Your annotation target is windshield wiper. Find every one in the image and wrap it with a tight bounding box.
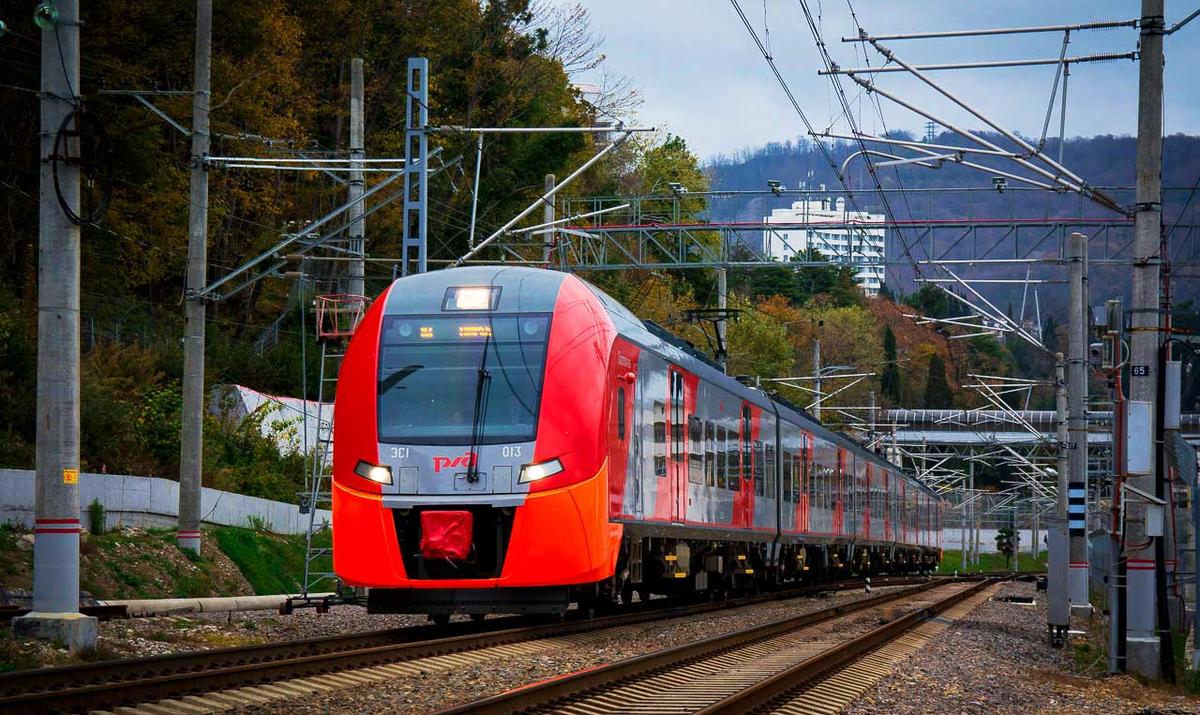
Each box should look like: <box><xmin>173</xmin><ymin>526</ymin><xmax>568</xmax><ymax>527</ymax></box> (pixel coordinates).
<box><xmin>466</xmin><ymin>337</ymin><xmax>492</xmax><ymax>484</ymax></box>
<box><xmin>379</xmin><ymin>364</ymin><xmax>422</xmax><ymax>394</ymax></box>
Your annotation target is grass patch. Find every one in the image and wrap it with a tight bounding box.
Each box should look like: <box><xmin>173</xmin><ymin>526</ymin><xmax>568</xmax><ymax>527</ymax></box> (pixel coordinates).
<box><xmin>211</xmin><ymin>526</ymin><xmax>330</xmax><ymax>595</ymax></box>
<box><xmin>937</xmin><ymin>549</ymin><xmax>1046</xmax><ymax>574</ymax></box>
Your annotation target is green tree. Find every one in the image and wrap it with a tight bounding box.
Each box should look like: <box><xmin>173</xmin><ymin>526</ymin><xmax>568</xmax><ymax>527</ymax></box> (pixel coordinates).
<box><xmin>905</xmin><ymin>284</ymin><xmax>956</xmax><ymax>320</ymax></box>
<box><xmin>880</xmin><ymin>326</ymin><xmax>901</xmax><ymax>402</ymax></box>
<box><xmin>995</xmin><ymin>527</ymin><xmax>1016</xmax><ymax>569</ymax></box>
<box><xmin>923</xmin><ymin>353</ymin><xmax>953</xmax><ymax>408</ymax></box>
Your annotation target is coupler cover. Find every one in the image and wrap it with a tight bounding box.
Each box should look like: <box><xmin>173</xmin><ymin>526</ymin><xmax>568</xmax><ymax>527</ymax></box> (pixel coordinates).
<box><xmin>419</xmin><ymin>510</ymin><xmax>473</xmax><ymax>560</ymax></box>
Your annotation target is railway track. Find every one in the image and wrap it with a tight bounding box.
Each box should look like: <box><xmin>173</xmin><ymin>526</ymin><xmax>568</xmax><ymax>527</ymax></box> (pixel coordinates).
<box><xmin>440</xmin><ymin>577</ymin><xmax>998</xmax><ymax>715</ymax></box>
<box><xmin>0</xmin><ymin>575</ymin><xmax>940</xmax><ymax>715</ymax></box>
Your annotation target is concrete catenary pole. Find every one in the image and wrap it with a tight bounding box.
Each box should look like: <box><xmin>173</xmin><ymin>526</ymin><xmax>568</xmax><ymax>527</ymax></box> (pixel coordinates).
<box><xmin>1126</xmin><ymin>0</ymin><xmax>1165</xmax><ymax>678</ymax></box>
<box><xmin>1067</xmin><ymin>232</ymin><xmax>1090</xmax><ymax>609</ymax></box>
<box><xmin>1047</xmin><ymin>354</ymin><xmax>1070</xmax><ymax>643</ymax></box>
<box><xmin>178</xmin><ymin>0</ymin><xmax>212</xmax><ymax>555</ymax></box>
<box><xmin>542</xmin><ymin>174</ymin><xmax>555</xmax><ymax>265</ymax></box>
<box><xmin>13</xmin><ymin>0</ymin><xmax>97</xmax><ymax>653</ymax></box>
<box><xmin>347</xmin><ymin>58</ymin><xmax>365</xmax><ymax>297</ymax></box>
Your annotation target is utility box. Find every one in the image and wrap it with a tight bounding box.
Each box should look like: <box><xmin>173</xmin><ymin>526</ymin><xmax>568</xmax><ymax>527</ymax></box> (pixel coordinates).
<box><xmin>1164</xmin><ymin>361</ymin><xmax>1181</xmax><ymax>430</ymax></box>
<box><xmin>1146</xmin><ymin>503</ymin><xmax>1165</xmax><ymax>538</ymax></box>
<box><xmin>1126</xmin><ymin>401</ymin><xmax>1153</xmax><ymax>475</ymax></box>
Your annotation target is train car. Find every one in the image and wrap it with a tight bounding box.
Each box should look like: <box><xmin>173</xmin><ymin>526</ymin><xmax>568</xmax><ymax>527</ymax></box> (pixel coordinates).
<box><xmin>332</xmin><ymin>266</ymin><xmax>942</xmax><ymax>620</ymax></box>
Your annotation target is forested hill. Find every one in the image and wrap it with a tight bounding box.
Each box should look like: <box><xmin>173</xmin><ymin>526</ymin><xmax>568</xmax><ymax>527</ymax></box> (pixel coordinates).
<box><xmin>707</xmin><ymin>133</ymin><xmax>1200</xmax><ymax>211</ymax></box>
<box><xmin>705</xmin><ymin>132</ymin><xmax>1200</xmax><ymax>309</ymax></box>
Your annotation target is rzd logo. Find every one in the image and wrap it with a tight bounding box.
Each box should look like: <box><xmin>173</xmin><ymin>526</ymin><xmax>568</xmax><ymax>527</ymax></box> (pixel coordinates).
<box><xmin>433</xmin><ymin>453</ymin><xmax>477</xmax><ymax>473</ymax></box>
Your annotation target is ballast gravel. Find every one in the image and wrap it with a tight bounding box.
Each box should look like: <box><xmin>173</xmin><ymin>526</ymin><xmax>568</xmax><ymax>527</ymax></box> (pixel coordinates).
<box><xmin>846</xmin><ymin>580</ymin><xmax>1200</xmax><ymax>715</ymax></box>
<box><xmin>226</xmin><ymin>584</ymin><xmax>918</xmax><ymax>714</ymax></box>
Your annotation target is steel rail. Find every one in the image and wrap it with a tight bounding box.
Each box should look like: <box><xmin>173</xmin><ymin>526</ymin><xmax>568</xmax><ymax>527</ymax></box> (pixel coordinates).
<box><xmin>0</xmin><ymin>576</ymin><xmax>938</xmax><ymax>715</ymax></box>
<box><xmin>435</xmin><ymin>578</ymin><xmax>969</xmax><ymax>715</ymax></box>
<box><xmin>697</xmin><ymin>578</ymin><xmax>998</xmax><ymax>714</ymax></box>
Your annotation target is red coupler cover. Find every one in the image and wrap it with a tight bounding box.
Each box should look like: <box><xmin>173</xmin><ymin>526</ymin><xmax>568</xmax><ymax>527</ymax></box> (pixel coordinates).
<box><xmin>419</xmin><ymin>510</ymin><xmax>473</xmax><ymax>560</ymax></box>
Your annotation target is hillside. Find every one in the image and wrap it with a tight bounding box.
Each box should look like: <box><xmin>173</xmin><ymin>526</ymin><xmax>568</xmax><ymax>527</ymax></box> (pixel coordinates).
<box><xmin>707</xmin><ymin>132</ymin><xmax>1200</xmax><ymax>312</ymax></box>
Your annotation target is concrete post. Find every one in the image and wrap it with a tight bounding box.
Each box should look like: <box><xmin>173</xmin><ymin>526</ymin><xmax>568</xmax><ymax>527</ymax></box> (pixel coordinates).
<box><xmin>347</xmin><ymin>57</ymin><xmax>365</xmax><ymax>297</ymax></box>
<box><xmin>1068</xmin><ymin>232</ymin><xmax>1090</xmax><ymax>610</ymax></box>
<box><xmin>177</xmin><ymin>0</ymin><xmax>212</xmax><ymax>555</ymax></box>
<box><xmin>14</xmin><ymin>0</ymin><xmax>98</xmax><ymax>653</ymax></box>
<box><xmin>1125</xmin><ymin>0</ymin><xmax>1165</xmax><ymax>679</ymax></box>
<box><xmin>1048</xmin><ymin>354</ymin><xmax>1070</xmax><ymax>644</ymax></box>
<box><xmin>542</xmin><ymin>174</ymin><xmax>556</xmax><ymax>265</ymax></box>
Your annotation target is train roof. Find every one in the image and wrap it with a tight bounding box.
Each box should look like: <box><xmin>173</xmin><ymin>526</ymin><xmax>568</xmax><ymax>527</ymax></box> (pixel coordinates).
<box><xmin>381</xmin><ymin>267</ymin><xmax>939</xmax><ymax>502</ymax></box>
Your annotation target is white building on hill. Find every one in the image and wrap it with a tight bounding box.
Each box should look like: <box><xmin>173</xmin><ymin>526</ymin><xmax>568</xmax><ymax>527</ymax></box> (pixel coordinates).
<box><xmin>763</xmin><ymin>196</ymin><xmax>886</xmax><ymax>296</ymax></box>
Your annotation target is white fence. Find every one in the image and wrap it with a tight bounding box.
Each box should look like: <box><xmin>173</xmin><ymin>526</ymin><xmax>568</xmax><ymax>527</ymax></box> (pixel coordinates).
<box><xmin>0</xmin><ymin>469</ymin><xmax>328</xmax><ymax>535</ymax></box>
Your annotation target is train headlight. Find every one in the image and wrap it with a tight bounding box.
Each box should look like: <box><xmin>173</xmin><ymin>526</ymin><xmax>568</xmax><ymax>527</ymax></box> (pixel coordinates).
<box><xmin>518</xmin><ymin>458</ymin><xmax>564</xmax><ymax>484</ymax></box>
<box><xmin>354</xmin><ymin>460</ymin><xmax>393</xmax><ymax>485</ymax></box>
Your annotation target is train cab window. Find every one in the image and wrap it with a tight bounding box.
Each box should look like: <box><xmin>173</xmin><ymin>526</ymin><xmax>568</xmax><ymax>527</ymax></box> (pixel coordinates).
<box><xmin>704</xmin><ymin>421</ymin><xmax>716</xmax><ymax>487</ymax></box>
<box><xmin>688</xmin><ymin>416</ymin><xmax>703</xmax><ymax>484</ymax></box>
<box><xmin>377</xmin><ymin>313</ymin><xmax>550</xmax><ymax>444</ymax></box>
<box><xmin>652</xmin><ymin>400</ymin><xmax>666</xmax><ymax>477</ymax></box>
<box><xmin>616</xmin><ymin>387</ymin><xmax>626</xmax><ymax>440</ymax></box>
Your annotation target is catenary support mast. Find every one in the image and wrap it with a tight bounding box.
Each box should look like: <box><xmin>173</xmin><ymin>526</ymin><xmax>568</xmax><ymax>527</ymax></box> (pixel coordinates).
<box><xmin>347</xmin><ymin>58</ymin><xmax>365</xmax><ymax>296</ymax></box>
<box><xmin>178</xmin><ymin>0</ymin><xmax>212</xmax><ymax>555</ymax></box>
<box><xmin>1126</xmin><ymin>0</ymin><xmax>1165</xmax><ymax>678</ymax></box>
<box><xmin>14</xmin><ymin>0</ymin><xmax>97</xmax><ymax>653</ymax></box>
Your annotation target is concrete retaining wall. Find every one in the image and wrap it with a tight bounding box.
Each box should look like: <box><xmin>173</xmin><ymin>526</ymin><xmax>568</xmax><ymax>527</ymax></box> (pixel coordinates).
<box><xmin>0</xmin><ymin>469</ymin><xmax>329</xmax><ymax>535</ymax></box>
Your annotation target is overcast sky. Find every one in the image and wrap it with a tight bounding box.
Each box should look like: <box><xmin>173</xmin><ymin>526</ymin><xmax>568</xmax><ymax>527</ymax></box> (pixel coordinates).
<box><xmin>557</xmin><ymin>1</ymin><xmax>1200</xmax><ymax>161</ymax></box>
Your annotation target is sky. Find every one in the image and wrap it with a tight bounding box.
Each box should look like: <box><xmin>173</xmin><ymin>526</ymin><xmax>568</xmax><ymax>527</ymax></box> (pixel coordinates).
<box><xmin>556</xmin><ymin>1</ymin><xmax>1200</xmax><ymax>161</ymax></box>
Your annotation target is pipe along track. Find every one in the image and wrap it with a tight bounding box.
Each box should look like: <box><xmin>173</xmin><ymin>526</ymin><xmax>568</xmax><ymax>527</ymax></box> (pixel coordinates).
<box><xmin>0</xmin><ymin>576</ymin><xmax>942</xmax><ymax>714</ymax></box>
<box><xmin>441</xmin><ymin>578</ymin><xmax>997</xmax><ymax>714</ymax></box>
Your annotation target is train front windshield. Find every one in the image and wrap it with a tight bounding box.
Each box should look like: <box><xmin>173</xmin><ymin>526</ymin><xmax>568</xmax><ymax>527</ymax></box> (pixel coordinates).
<box><xmin>377</xmin><ymin>314</ymin><xmax>551</xmax><ymax>445</ymax></box>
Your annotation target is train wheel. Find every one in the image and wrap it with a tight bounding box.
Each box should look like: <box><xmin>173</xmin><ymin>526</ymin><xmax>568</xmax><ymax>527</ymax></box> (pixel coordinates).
<box><xmin>430</xmin><ymin>613</ymin><xmax>451</xmax><ymax>626</ymax></box>
<box><xmin>620</xmin><ymin>581</ymin><xmax>634</xmax><ymax>606</ymax></box>
<box><xmin>470</xmin><ymin>613</ymin><xmax>487</xmax><ymax>623</ymax></box>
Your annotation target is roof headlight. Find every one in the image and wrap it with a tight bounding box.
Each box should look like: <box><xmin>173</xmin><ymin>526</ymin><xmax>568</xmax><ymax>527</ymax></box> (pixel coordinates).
<box><xmin>354</xmin><ymin>460</ymin><xmax>393</xmax><ymax>485</ymax></box>
<box><xmin>519</xmin><ymin>458</ymin><xmax>564</xmax><ymax>484</ymax></box>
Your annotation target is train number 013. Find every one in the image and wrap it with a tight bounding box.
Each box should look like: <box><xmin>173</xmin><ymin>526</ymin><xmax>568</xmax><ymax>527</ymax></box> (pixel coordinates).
<box><xmin>501</xmin><ymin>445</ymin><xmax>523</xmax><ymax>458</ymax></box>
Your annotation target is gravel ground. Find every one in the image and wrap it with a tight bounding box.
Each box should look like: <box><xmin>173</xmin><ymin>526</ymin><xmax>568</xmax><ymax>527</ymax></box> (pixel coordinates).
<box><xmin>846</xmin><ymin>580</ymin><xmax>1200</xmax><ymax>715</ymax></box>
<box><xmin>88</xmin><ymin>606</ymin><xmax>442</xmax><ymax>660</ymax></box>
<box><xmin>227</xmin><ymin>583</ymin><xmax>935</xmax><ymax>714</ymax></box>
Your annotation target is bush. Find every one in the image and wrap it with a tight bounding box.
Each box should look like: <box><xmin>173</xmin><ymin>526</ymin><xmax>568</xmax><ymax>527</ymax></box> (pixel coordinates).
<box><xmin>87</xmin><ymin>499</ymin><xmax>106</xmax><ymax>536</ymax></box>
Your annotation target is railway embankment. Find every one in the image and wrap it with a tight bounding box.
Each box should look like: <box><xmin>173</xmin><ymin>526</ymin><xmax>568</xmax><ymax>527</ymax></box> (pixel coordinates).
<box><xmin>0</xmin><ymin>522</ymin><xmax>335</xmax><ymax>673</ymax></box>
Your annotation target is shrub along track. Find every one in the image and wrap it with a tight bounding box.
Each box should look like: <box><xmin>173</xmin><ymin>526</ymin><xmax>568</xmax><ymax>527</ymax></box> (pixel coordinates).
<box><xmin>0</xmin><ymin>575</ymin><xmax>942</xmax><ymax>715</ymax></box>
<box><xmin>437</xmin><ymin>578</ymin><xmax>998</xmax><ymax>715</ymax></box>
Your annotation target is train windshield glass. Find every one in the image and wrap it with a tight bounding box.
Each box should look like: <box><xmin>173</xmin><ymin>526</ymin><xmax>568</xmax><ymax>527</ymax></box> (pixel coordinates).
<box><xmin>377</xmin><ymin>314</ymin><xmax>551</xmax><ymax>444</ymax></box>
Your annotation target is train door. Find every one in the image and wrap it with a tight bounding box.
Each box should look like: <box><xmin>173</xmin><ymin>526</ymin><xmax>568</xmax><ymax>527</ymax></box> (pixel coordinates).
<box><xmin>735</xmin><ymin>403</ymin><xmax>754</xmax><ymax>528</ymax></box>
<box><xmin>834</xmin><ymin>448</ymin><xmax>846</xmax><ymax>536</ymax></box>
<box><xmin>669</xmin><ymin>369</ymin><xmax>686</xmax><ymax>524</ymax></box>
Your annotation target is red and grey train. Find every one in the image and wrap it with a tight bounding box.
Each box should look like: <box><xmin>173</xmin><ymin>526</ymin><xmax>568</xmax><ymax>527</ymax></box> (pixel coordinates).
<box><xmin>332</xmin><ymin>266</ymin><xmax>942</xmax><ymax>618</ymax></box>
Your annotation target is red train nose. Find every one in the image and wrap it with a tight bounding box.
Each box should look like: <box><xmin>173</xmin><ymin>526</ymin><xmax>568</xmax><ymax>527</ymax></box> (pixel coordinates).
<box><xmin>419</xmin><ymin>511</ymin><xmax>474</xmax><ymax>560</ymax></box>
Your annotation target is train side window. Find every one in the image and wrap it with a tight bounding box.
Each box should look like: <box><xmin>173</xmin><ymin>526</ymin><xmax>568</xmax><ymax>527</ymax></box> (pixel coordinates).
<box><xmin>652</xmin><ymin>400</ymin><xmax>666</xmax><ymax>477</ymax></box>
<box><xmin>753</xmin><ymin>441</ymin><xmax>765</xmax><ymax>497</ymax></box>
<box><xmin>688</xmin><ymin>415</ymin><xmax>703</xmax><ymax>484</ymax></box>
<box><xmin>704</xmin><ymin>421</ymin><xmax>716</xmax><ymax>487</ymax></box>
<box><xmin>764</xmin><ymin>443</ymin><xmax>776</xmax><ymax>499</ymax></box>
<box><xmin>717</xmin><ymin>425</ymin><xmax>728</xmax><ymax>489</ymax></box>
<box><xmin>782</xmin><ymin>450</ymin><xmax>793</xmax><ymax>504</ymax></box>
<box><xmin>616</xmin><ymin>387</ymin><xmax>626</xmax><ymax>440</ymax></box>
